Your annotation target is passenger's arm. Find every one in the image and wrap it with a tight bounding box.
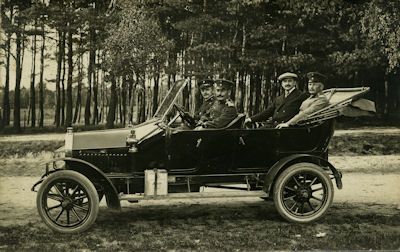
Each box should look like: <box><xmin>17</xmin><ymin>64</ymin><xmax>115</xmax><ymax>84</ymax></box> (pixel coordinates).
<box><xmin>249</xmin><ymin>101</ymin><xmax>275</xmax><ymax>122</ymax></box>
<box><xmin>286</xmin><ymin>98</ymin><xmax>329</xmax><ymax>125</ymax></box>
<box><xmin>276</xmin><ymin>97</ymin><xmax>329</xmax><ymax>129</ymax></box>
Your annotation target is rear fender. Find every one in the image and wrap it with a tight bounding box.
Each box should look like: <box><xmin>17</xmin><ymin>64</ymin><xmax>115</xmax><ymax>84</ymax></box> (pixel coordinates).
<box><xmin>36</xmin><ymin>157</ymin><xmax>121</xmax><ymax>210</ymax></box>
<box><xmin>263</xmin><ymin>154</ymin><xmax>342</xmax><ymax>196</ymax></box>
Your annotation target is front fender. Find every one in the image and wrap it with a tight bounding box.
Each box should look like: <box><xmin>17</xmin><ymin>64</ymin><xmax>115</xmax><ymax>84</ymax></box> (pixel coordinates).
<box><xmin>263</xmin><ymin>154</ymin><xmax>342</xmax><ymax>196</ymax></box>
<box><xmin>32</xmin><ymin>157</ymin><xmax>121</xmax><ymax>210</ymax></box>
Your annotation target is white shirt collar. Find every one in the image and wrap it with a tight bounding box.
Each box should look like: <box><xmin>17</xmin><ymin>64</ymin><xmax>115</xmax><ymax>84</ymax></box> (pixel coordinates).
<box><xmin>285</xmin><ymin>87</ymin><xmax>296</xmax><ymax>97</ymax></box>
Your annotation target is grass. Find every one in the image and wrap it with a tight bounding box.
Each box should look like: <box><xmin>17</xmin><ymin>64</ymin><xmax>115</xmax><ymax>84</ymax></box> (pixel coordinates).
<box><xmin>0</xmin><ymin>203</ymin><xmax>399</xmax><ymax>250</ymax></box>
<box><xmin>329</xmin><ymin>134</ymin><xmax>400</xmax><ymax>156</ymax></box>
<box><xmin>0</xmin><ymin>124</ymin><xmax>125</xmax><ymax>135</ymax></box>
<box><xmin>329</xmin><ymin>155</ymin><xmax>400</xmax><ymax>173</ymax></box>
<box><xmin>0</xmin><ymin>141</ymin><xmax>64</xmax><ymax>158</ymax></box>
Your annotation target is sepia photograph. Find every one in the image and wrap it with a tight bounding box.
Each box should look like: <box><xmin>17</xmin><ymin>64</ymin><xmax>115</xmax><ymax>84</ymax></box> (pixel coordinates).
<box><xmin>0</xmin><ymin>0</ymin><xmax>399</xmax><ymax>250</ymax></box>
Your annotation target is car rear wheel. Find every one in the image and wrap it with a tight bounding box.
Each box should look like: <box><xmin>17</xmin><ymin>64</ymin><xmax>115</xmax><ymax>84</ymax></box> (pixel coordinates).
<box><xmin>273</xmin><ymin>162</ymin><xmax>334</xmax><ymax>223</ymax></box>
<box><xmin>36</xmin><ymin>170</ymin><xmax>99</xmax><ymax>233</ymax></box>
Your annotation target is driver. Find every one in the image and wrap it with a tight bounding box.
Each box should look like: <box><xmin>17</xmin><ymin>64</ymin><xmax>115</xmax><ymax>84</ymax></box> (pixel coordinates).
<box><xmin>196</xmin><ymin>79</ymin><xmax>238</xmax><ymax>129</ymax></box>
<box><xmin>194</xmin><ymin>79</ymin><xmax>215</xmax><ymax>121</ymax></box>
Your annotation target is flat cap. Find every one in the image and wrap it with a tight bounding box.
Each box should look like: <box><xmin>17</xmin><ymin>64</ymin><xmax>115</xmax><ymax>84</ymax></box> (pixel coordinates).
<box><xmin>307</xmin><ymin>72</ymin><xmax>327</xmax><ymax>83</ymax></box>
<box><xmin>278</xmin><ymin>72</ymin><xmax>298</xmax><ymax>81</ymax></box>
<box><xmin>198</xmin><ymin>79</ymin><xmax>214</xmax><ymax>89</ymax></box>
<box><xmin>214</xmin><ymin>79</ymin><xmax>235</xmax><ymax>89</ymax></box>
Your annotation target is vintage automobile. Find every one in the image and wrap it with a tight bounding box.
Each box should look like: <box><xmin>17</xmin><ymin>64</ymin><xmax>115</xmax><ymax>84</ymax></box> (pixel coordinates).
<box><xmin>32</xmin><ymin>79</ymin><xmax>372</xmax><ymax>233</ymax></box>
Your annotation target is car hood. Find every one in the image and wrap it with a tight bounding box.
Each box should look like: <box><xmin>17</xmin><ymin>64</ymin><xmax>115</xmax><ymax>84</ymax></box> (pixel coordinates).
<box><xmin>70</xmin><ymin>118</ymin><xmax>164</xmax><ymax>150</ymax></box>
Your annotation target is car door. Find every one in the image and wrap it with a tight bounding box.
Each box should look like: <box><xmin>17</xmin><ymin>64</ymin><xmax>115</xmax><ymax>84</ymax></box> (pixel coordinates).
<box><xmin>166</xmin><ymin>128</ymin><xmax>237</xmax><ymax>174</ymax></box>
<box><xmin>232</xmin><ymin>128</ymin><xmax>279</xmax><ymax>172</ymax></box>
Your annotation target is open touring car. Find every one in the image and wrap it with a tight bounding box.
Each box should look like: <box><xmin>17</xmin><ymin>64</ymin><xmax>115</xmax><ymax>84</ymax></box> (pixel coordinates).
<box><xmin>31</xmin><ymin>79</ymin><xmax>373</xmax><ymax>233</ymax></box>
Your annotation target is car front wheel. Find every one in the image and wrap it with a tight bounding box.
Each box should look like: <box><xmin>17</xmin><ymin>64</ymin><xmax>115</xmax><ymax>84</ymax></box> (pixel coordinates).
<box><xmin>273</xmin><ymin>162</ymin><xmax>334</xmax><ymax>223</ymax></box>
<box><xmin>36</xmin><ymin>170</ymin><xmax>99</xmax><ymax>233</ymax></box>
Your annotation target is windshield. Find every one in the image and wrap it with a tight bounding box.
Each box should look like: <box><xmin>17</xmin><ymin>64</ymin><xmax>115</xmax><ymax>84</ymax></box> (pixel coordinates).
<box><xmin>153</xmin><ymin>79</ymin><xmax>189</xmax><ymax>119</ymax></box>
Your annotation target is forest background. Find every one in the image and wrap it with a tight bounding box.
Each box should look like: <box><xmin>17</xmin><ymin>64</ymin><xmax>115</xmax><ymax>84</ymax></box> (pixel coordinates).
<box><xmin>0</xmin><ymin>0</ymin><xmax>399</xmax><ymax>132</ymax></box>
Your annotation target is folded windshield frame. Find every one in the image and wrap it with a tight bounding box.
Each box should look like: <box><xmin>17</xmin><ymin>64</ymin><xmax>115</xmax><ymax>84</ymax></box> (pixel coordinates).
<box><xmin>153</xmin><ymin>79</ymin><xmax>189</xmax><ymax>120</ymax></box>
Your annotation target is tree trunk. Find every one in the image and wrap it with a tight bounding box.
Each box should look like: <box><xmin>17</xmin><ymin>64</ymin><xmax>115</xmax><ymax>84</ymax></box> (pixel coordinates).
<box><xmin>383</xmin><ymin>71</ymin><xmax>389</xmax><ymax>117</ymax></box>
<box><xmin>152</xmin><ymin>71</ymin><xmax>160</xmax><ymax>115</ymax></box>
<box><xmin>249</xmin><ymin>74</ymin><xmax>254</xmax><ymax>115</ymax></box>
<box><xmin>3</xmin><ymin>29</ymin><xmax>11</xmax><ymax>126</ymax></box>
<box><xmin>85</xmin><ymin>28</ymin><xmax>96</xmax><ymax>125</ymax></box>
<box><xmin>136</xmin><ymin>75</ymin><xmax>146</xmax><ymax>123</ymax></box>
<box><xmin>99</xmin><ymin>56</ymin><xmax>106</xmax><ymax>123</ymax></box>
<box><xmin>65</xmin><ymin>26</ymin><xmax>73</xmax><ymax>127</ymax></box>
<box><xmin>38</xmin><ymin>24</ymin><xmax>45</xmax><ymax>127</ymax></box>
<box><xmin>14</xmin><ymin>21</ymin><xmax>23</xmax><ymax>130</ymax></box>
<box><xmin>262</xmin><ymin>72</ymin><xmax>270</xmax><ymax>111</ymax></box>
<box><xmin>55</xmin><ymin>31</ymin><xmax>62</xmax><ymax>127</ymax></box>
<box><xmin>254</xmin><ymin>72</ymin><xmax>261</xmax><ymax>114</ymax></box>
<box><xmin>73</xmin><ymin>53</ymin><xmax>83</xmax><ymax>124</ymax></box>
<box><xmin>241</xmin><ymin>23</ymin><xmax>246</xmax><ymax>58</ymax></box>
<box><xmin>237</xmin><ymin>70</ymin><xmax>245</xmax><ymax>113</ymax></box>
<box><xmin>91</xmin><ymin>50</ymin><xmax>99</xmax><ymax>124</ymax></box>
<box><xmin>106</xmin><ymin>74</ymin><xmax>117</xmax><ymax>128</ymax></box>
<box><xmin>122</xmin><ymin>76</ymin><xmax>127</xmax><ymax>125</ymax></box>
<box><xmin>30</xmin><ymin>21</ymin><xmax>37</xmax><ymax>128</ymax></box>
<box><xmin>128</xmin><ymin>75</ymin><xmax>135</xmax><ymax>124</ymax></box>
<box><xmin>61</xmin><ymin>31</ymin><xmax>66</xmax><ymax>127</ymax></box>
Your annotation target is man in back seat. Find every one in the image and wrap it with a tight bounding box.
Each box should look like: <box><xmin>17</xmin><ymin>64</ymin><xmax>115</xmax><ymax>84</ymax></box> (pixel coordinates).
<box><xmin>276</xmin><ymin>72</ymin><xmax>329</xmax><ymax>128</ymax></box>
<box><xmin>245</xmin><ymin>72</ymin><xmax>308</xmax><ymax>127</ymax></box>
<box><xmin>196</xmin><ymin>79</ymin><xmax>238</xmax><ymax>129</ymax></box>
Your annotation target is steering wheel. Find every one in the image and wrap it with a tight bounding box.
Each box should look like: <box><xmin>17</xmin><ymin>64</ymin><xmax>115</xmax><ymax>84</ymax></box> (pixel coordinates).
<box><xmin>173</xmin><ymin>104</ymin><xmax>197</xmax><ymax>128</ymax></box>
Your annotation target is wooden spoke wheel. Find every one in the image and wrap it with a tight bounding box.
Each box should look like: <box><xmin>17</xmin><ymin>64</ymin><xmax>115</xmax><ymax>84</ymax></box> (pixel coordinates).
<box><xmin>36</xmin><ymin>170</ymin><xmax>99</xmax><ymax>233</ymax></box>
<box><xmin>273</xmin><ymin>163</ymin><xmax>334</xmax><ymax>223</ymax></box>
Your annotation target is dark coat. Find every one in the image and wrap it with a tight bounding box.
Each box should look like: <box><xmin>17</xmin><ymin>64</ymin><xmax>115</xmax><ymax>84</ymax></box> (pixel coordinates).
<box><xmin>194</xmin><ymin>96</ymin><xmax>215</xmax><ymax>121</ymax></box>
<box><xmin>201</xmin><ymin>100</ymin><xmax>238</xmax><ymax>128</ymax></box>
<box><xmin>250</xmin><ymin>89</ymin><xmax>308</xmax><ymax>124</ymax></box>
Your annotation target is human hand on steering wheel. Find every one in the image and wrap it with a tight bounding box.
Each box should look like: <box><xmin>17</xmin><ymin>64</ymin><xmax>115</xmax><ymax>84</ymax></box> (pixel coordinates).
<box><xmin>173</xmin><ymin>104</ymin><xmax>197</xmax><ymax>128</ymax></box>
<box><xmin>244</xmin><ymin>117</ymin><xmax>256</xmax><ymax>129</ymax></box>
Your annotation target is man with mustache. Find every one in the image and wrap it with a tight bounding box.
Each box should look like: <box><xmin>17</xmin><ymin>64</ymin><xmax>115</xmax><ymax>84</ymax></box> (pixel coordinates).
<box><xmin>196</xmin><ymin>79</ymin><xmax>238</xmax><ymax>129</ymax></box>
<box><xmin>276</xmin><ymin>72</ymin><xmax>329</xmax><ymax>128</ymax></box>
<box><xmin>245</xmin><ymin>72</ymin><xmax>308</xmax><ymax>127</ymax></box>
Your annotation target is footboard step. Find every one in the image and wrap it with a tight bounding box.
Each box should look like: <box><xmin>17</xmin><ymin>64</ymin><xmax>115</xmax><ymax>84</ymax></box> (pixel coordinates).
<box><xmin>119</xmin><ymin>190</ymin><xmax>268</xmax><ymax>201</ymax></box>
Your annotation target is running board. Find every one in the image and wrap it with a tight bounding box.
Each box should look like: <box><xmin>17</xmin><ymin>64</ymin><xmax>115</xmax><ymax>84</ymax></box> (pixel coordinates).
<box><xmin>119</xmin><ymin>190</ymin><xmax>268</xmax><ymax>201</ymax></box>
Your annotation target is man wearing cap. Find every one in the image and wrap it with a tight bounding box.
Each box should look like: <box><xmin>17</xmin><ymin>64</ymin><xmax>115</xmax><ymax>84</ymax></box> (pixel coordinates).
<box><xmin>276</xmin><ymin>72</ymin><xmax>329</xmax><ymax>129</ymax></box>
<box><xmin>194</xmin><ymin>79</ymin><xmax>215</xmax><ymax>121</ymax></box>
<box><xmin>244</xmin><ymin>72</ymin><xmax>308</xmax><ymax>127</ymax></box>
<box><xmin>196</xmin><ymin>79</ymin><xmax>238</xmax><ymax>129</ymax></box>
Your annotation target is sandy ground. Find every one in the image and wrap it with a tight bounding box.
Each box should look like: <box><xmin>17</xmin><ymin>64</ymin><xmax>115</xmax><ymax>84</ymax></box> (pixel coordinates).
<box><xmin>0</xmin><ymin>173</ymin><xmax>398</xmax><ymax>227</ymax></box>
<box><xmin>0</xmin><ymin>127</ymin><xmax>399</xmax><ymax>142</ymax></box>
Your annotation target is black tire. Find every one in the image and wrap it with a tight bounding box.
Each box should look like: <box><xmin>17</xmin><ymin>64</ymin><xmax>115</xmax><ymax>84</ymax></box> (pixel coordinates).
<box><xmin>273</xmin><ymin>162</ymin><xmax>334</xmax><ymax>223</ymax></box>
<box><xmin>36</xmin><ymin>170</ymin><xmax>99</xmax><ymax>234</ymax></box>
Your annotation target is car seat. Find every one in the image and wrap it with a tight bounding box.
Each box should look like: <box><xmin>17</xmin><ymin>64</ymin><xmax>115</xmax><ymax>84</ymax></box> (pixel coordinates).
<box><xmin>224</xmin><ymin>114</ymin><xmax>246</xmax><ymax>129</ymax></box>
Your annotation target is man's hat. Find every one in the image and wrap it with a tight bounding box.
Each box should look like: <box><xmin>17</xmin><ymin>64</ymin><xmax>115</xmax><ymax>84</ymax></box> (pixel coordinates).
<box><xmin>214</xmin><ymin>79</ymin><xmax>235</xmax><ymax>89</ymax></box>
<box><xmin>307</xmin><ymin>72</ymin><xmax>327</xmax><ymax>83</ymax></box>
<box><xmin>278</xmin><ymin>72</ymin><xmax>298</xmax><ymax>81</ymax></box>
<box><xmin>198</xmin><ymin>79</ymin><xmax>214</xmax><ymax>89</ymax></box>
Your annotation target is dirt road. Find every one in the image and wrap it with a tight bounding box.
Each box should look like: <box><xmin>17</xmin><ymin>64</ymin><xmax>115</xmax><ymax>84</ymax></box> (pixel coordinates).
<box><xmin>0</xmin><ymin>172</ymin><xmax>398</xmax><ymax>227</ymax></box>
